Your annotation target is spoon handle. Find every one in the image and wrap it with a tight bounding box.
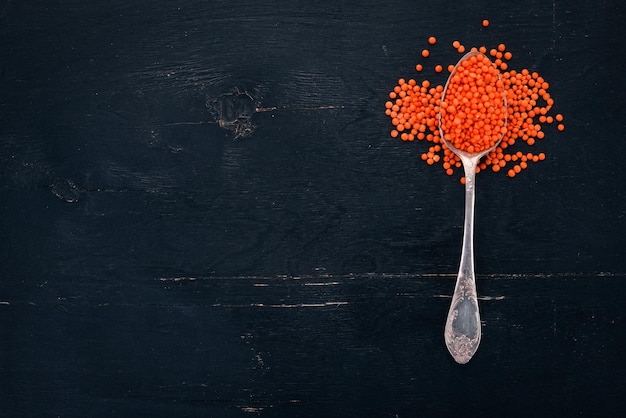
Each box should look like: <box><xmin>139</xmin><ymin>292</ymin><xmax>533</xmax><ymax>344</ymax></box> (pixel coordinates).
<box><xmin>445</xmin><ymin>156</ymin><xmax>482</xmax><ymax>364</ymax></box>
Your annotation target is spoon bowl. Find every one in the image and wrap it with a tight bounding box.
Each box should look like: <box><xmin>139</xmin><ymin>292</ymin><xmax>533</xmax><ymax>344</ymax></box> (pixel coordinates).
<box><xmin>438</xmin><ymin>51</ymin><xmax>507</xmax><ymax>364</ymax></box>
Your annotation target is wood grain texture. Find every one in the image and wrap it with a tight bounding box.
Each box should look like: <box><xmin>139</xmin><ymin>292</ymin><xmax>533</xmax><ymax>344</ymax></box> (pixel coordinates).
<box><xmin>1</xmin><ymin>0</ymin><xmax>626</xmax><ymax>416</ymax></box>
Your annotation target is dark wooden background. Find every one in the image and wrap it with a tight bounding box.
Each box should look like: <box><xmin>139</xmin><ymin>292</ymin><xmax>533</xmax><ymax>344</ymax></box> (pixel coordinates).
<box><xmin>1</xmin><ymin>0</ymin><xmax>625</xmax><ymax>416</ymax></box>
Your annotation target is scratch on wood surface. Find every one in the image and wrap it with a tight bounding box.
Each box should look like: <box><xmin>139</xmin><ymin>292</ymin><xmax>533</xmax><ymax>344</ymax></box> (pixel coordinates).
<box><xmin>239</xmin><ymin>400</ymin><xmax>300</xmax><ymax>413</ymax></box>
<box><xmin>240</xmin><ymin>406</ymin><xmax>265</xmax><ymax>413</ymax></box>
<box><xmin>46</xmin><ymin>179</ymin><xmax>167</xmax><ymax>203</ymax></box>
<box><xmin>213</xmin><ymin>302</ymin><xmax>348</xmax><ymax>309</ymax></box>
<box><xmin>158</xmin><ymin>276</ymin><xmax>198</xmax><ymax>282</ymax></box>
<box><xmin>304</xmin><ymin>281</ymin><xmax>340</xmax><ymax>286</ymax></box>
<box><xmin>479</xmin><ymin>295</ymin><xmax>506</xmax><ymax>301</ymax></box>
<box><xmin>255</xmin><ymin>104</ymin><xmax>346</xmax><ymax>112</ymax></box>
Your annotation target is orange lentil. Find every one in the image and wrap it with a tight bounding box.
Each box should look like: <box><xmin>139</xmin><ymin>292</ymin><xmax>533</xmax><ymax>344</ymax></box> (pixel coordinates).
<box><xmin>482</xmin><ymin>19</ymin><xmax>489</xmax><ymax>27</ymax></box>
<box><xmin>555</xmin><ymin>113</ymin><xmax>563</xmax><ymax>122</ymax></box>
<box><xmin>416</xmin><ymin>64</ymin><xmax>423</xmax><ymax>72</ymax></box>
<box><xmin>447</xmin><ymin>64</ymin><xmax>455</xmax><ymax>73</ymax></box>
<box><xmin>422</xmin><ymin>49</ymin><xmax>430</xmax><ymax>57</ymax></box>
<box><xmin>428</xmin><ymin>36</ymin><xmax>437</xmax><ymax>45</ymax></box>
<box><xmin>557</xmin><ymin>123</ymin><xmax>565</xmax><ymax>131</ymax></box>
<box><xmin>452</xmin><ymin>40</ymin><xmax>461</xmax><ymax>49</ymax></box>
<box><xmin>435</xmin><ymin>64</ymin><xmax>443</xmax><ymax>73</ymax></box>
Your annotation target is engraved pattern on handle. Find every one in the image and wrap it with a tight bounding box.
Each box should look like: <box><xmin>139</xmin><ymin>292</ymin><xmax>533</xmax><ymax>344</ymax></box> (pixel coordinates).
<box><xmin>445</xmin><ymin>276</ymin><xmax>481</xmax><ymax>364</ymax></box>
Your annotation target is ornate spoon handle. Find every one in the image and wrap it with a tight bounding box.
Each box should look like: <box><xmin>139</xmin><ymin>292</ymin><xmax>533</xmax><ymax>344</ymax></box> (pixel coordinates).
<box><xmin>444</xmin><ymin>154</ymin><xmax>482</xmax><ymax>364</ymax></box>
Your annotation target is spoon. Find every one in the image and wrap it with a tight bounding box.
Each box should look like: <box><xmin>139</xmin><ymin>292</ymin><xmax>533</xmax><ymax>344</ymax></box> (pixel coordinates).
<box><xmin>438</xmin><ymin>51</ymin><xmax>507</xmax><ymax>364</ymax></box>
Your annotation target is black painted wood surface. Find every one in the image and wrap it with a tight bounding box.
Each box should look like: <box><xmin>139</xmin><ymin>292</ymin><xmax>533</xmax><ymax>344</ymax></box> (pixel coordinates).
<box><xmin>1</xmin><ymin>0</ymin><xmax>625</xmax><ymax>416</ymax></box>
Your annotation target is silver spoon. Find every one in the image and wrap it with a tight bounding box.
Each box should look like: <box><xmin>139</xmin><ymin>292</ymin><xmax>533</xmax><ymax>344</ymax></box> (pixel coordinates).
<box><xmin>438</xmin><ymin>51</ymin><xmax>507</xmax><ymax>364</ymax></box>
